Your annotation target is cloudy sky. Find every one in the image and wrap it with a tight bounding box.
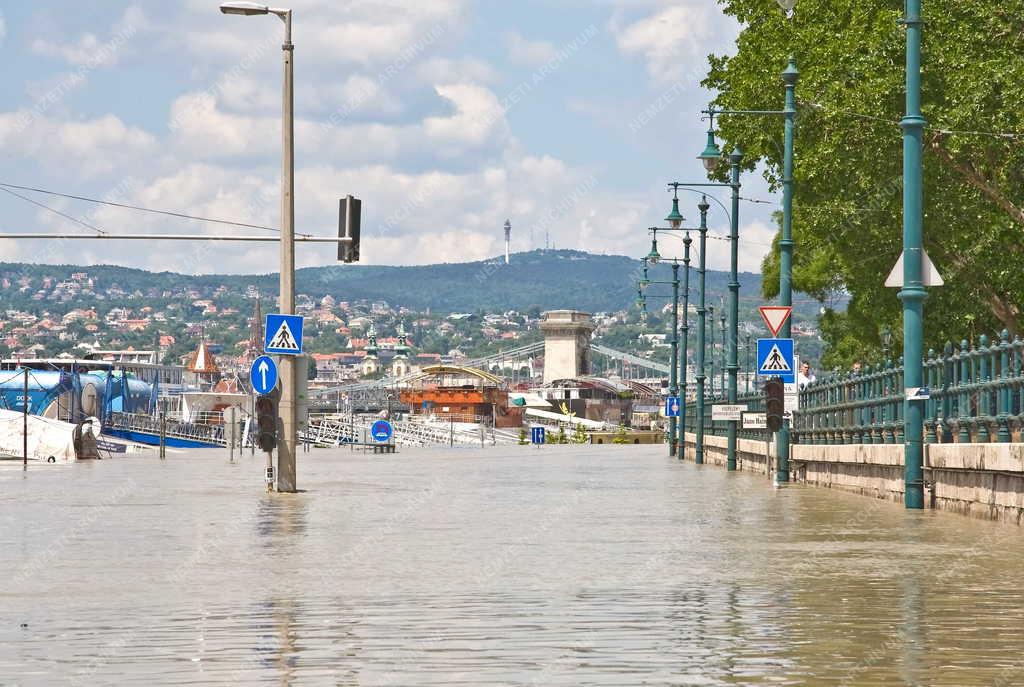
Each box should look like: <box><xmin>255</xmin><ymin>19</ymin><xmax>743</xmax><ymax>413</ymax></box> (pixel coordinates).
<box><xmin>0</xmin><ymin>0</ymin><xmax>783</xmax><ymax>275</ymax></box>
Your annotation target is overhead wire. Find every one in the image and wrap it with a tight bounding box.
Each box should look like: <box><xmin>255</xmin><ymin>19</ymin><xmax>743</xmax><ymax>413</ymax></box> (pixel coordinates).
<box><xmin>0</xmin><ymin>181</ymin><xmax>313</xmax><ymax>237</ymax></box>
<box><xmin>0</xmin><ymin>186</ymin><xmax>106</xmax><ymax>235</ymax></box>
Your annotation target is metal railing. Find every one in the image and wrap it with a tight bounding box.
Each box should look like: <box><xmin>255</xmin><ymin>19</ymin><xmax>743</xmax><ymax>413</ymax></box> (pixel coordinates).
<box><xmin>684</xmin><ymin>331</ymin><xmax>1024</xmax><ymax>446</ymax></box>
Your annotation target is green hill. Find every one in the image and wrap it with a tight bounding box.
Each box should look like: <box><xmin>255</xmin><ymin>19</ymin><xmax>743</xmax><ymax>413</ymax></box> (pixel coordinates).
<box><xmin>0</xmin><ymin>249</ymin><xmax>822</xmax><ymax>320</ymax></box>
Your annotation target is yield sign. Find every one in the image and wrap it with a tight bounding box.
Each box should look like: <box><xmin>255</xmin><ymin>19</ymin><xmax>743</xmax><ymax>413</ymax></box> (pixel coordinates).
<box><xmin>759</xmin><ymin>306</ymin><xmax>792</xmax><ymax>337</ymax></box>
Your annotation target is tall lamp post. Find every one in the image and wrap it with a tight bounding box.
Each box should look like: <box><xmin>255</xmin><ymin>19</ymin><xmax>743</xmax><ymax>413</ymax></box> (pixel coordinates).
<box><xmin>658</xmin><ymin>186</ymin><xmax>697</xmax><ymax>460</ymax></box>
<box><xmin>900</xmin><ymin>0</ymin><xmax>927</xmax><ymax>509</ymax></box>
<box><xmin>708</xmin><ymin>304</ymin><xmax>716</xmax><ymax>399</ymax></box>
<box><xmin>695</xmin><ymin>55</ymin><xmax>799</xmax><ymax>479</ymax></box>
<box><xmin>745</xmin><ymin>334</ymin><xmax>752</xmax><ymax>393</ymax></box>
<box><xmin>719</xmin><ymin>311</ymin><xmax>727</xmax><ymax>401</ymax></box>
<box><xmin>642</xmin><ymin>244</ymin><xmax>680</xmax><ymax>457</ymax></box>
<box><xmin>220</xmin><ymin>1</ymin><xmax>298</xmax><ymax>492</ymax></box>
<box><xmin>694</xmin><ymin>197</ymin><xmax>710</xmax><ymax>463</ymax></box>
<box><xmin>674</xmin><ymin>143</ymin><xmax>743</xmax><ymax>470</ymax></box>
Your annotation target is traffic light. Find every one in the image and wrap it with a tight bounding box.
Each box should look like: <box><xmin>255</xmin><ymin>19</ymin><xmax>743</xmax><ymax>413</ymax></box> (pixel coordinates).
<box><xmin>765</xmin><ymin>378</ymin><xmax>785</xmax><ymax>433</ymax></box>
<box><xmin>338</xmin><ymin>195</ymin><xmax>361</xmax><ymax>263</ymax></box>
<box><xmin>255</xmin><ymin>394</ymin><xmax>279</xmax><ymax>452</ymax></box>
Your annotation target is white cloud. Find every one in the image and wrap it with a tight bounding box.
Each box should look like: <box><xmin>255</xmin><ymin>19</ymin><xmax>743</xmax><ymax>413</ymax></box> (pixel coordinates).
<box><xmin>170</xmin><ymin>81</ymin><xmax>510</xmax><ymax>164</ymax></box>
<box><xmin>611</xmin><ymin>4</ymin><xmax>715</xmax><ymax>83</ymax></box>
<box><xmin>414</xmin><ymin>57</ymin><xmax>498</xmax><ymax>86</ymax></box>
<box><xmin>0</xmin><ymin>111</ymin><xmax>156</xmax><ymax>176</ymax></box>
<box><xmin>506</xmin><ymin>31</ymin><xmax>558</xmax><ymax>66</ymax></box>
<box><xmin>0</xmin><ymin>12</ymin><xmax>7</xmax><ymax>47</ymax></box>
<box><xmin>29</xmin><ymin>5</ymin><xmax>145</xmax><ymax>68</ymax></box>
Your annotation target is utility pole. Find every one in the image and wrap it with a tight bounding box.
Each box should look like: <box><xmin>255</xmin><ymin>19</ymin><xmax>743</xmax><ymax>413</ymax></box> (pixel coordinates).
<box><xmin>777</xmin><ymin>56</ymin><xmax>799</xmax><ymax>484</ymax></box>
<box><xmin>220</xmin><ymin>3</ymin><xmax>297</xmax><ymax>494</ymax></box>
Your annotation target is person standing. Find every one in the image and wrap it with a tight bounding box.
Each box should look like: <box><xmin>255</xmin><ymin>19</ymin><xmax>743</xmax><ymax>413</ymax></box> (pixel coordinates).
<box><xmin>798</xmin><ymin>362</ymin><xmax>816</xmax><ymax>390</ymax></box>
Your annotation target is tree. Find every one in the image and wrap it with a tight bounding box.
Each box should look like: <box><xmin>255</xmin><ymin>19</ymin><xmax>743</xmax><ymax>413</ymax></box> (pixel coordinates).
<box><xmin>704</xmin><ymin>0</ymin><xmax>1024</xmax><ymax>367</ymax></box>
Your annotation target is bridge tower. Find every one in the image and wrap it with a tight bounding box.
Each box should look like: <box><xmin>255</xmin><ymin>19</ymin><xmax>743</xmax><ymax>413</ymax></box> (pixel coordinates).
<box><xmin>540</xmin><ymin>310</ymin><xmax>595</xmax><ymax>384</ymax></box>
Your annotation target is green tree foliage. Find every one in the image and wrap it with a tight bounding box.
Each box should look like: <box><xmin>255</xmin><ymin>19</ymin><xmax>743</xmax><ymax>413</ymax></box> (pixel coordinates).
<box><xmin>704</xmin><ymin>0</ymin><xmax>1024</xmax><ymax>367</ymax></box>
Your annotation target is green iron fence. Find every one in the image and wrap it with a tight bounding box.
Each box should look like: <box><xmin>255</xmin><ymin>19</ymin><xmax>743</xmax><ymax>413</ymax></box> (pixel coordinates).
<box><xmin>684</xmin><ymin>331</ymin><xmax>1024</xmax><ymax>445</ymax></box>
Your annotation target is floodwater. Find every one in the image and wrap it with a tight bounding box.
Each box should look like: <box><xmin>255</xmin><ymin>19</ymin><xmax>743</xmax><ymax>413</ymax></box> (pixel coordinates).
<box><xmin>2</xmin><ymin>445</ymin><xmax>1024</xmax><ymax>686</ymax></box>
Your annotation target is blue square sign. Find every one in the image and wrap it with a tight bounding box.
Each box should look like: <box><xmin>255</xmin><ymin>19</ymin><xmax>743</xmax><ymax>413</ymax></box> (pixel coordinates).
<box><xmin>531</xmin><ymin>426</ymin><xmax>546</xmax><ymax>445</ymax></box>
<box><xmin>665</xmin><ymin>396</ymin><xmax>681</xmax><ymax>418</ymax></box>
<box><xmin>265</xmin><ymin>314</ymin><xmax>304</xmax><ymax>355</ymax></box>
<box><xmin>757</xmin><ymin>338</ymin><xmax>795</xmax><ymax>383</ymax></box>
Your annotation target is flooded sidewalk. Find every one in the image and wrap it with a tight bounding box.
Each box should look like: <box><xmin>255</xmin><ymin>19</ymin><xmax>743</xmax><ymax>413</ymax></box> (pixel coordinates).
<box><xmin>2</xmin><ymin>445</ymin><xmax>1024</xmax><ymax>685</ymax></box>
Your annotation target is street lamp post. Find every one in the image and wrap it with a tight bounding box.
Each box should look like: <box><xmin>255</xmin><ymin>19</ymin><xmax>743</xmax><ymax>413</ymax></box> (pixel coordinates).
<box><xmin>900</xmin><ymin>0</ymin><xmax>927</xmax><ymax>511</ymax></box>
<box><xmin>679</xmin><ymin>231</ymin><xmax>692</xmax><ymax>459</ymax></box>
<box><xmin>640</xmin><ymin>243</ymin><xmax>680</xmax><ymax>458</ymax></box>
<box><xmin>697</xmin><ymin>56</ymin><xmax>799</xmax><ymax>479</ymax></box>
<box><xmin>720</xmin><ymin>311</ymin><xmax>727</xmax><ymax>411</ymax></box>
<box><xmin>694</xmin><ymin>197</ymin><xmax>710</xmax><ymax>463</ymax></box>
<box><xmin>745</xmin><ymin>334</ymin><xmax>752</xmax><ymax>393</ymax></box>
<box><xmin>708</xmin><ymin>304</ymin><xmax>715</xmax><ymax>400</ymax></box>
<box><xmin>675</xmin><ymin>143</ymin><xmax>743</xmax><ymax>469</ymax></box>
<box><xmin>221</xmin><ymin>1</ymin><xmax>297</xmax><ymax>492</ymax></box>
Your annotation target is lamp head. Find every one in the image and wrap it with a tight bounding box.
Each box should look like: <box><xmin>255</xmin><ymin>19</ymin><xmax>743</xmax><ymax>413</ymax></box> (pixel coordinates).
<box><xmin>220</xmin><ymin>2</ymin><xmax>270</xmax><ymax>15</ymax></box>
<box><xmin>646</xmin><ymin>237</ymin><xmax>661</xmax><ymax>264</ymax></box>
<box><xmin>698</xmin><ymin>128</ymin><xmax>722</xmax><ymax>173</ymax></box>
<box><xmin>664</xmin><ymin>196</ymin><xmax>684</xmax><ymax>229</ymax></box>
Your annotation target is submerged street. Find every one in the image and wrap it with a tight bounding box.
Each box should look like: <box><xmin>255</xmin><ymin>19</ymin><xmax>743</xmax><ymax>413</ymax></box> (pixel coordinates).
<box><xmin>3</xmin><ymin>446</ymin><xmax>1024</xmax><ymax>685</ymax></box>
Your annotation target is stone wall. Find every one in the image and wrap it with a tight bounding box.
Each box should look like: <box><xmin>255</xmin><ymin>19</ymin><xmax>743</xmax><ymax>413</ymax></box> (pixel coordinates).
<box><xmin>681</xmin><ymin>432</ymin><xmax>1024</xmax><ymax>525</ymax></box>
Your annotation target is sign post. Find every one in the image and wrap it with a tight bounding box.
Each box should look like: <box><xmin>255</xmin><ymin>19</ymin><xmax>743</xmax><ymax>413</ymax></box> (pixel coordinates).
<box><xmin>264</xmin><ymin>313</ymin><xmax>304</xmax><ymax>492</ymax></box>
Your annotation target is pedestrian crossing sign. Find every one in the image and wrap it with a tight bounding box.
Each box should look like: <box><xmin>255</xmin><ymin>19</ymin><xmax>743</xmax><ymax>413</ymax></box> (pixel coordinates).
<box><xmin>265</xmin><ymin>314</ymin><xmax>304</xmax><ymax>355</ymax></box>
<box><xmin>757</xmin><ymin>338</ymin><xmax>795</xmax><ymax>383</ymax></box>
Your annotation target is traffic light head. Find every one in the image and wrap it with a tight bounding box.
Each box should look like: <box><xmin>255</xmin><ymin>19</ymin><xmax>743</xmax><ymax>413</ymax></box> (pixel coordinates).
<box><xmin>255</xmin><ymin>394</ymin><xmax>279</xmax><ymax>452</ymax></box>
<box><xmin>764</xmin><ymin>378</ymin><xmax>785</xmax><ymax>433</ymax></box>
<box><xmin>338</xmin><ymin>195</ymin><xmax>361</xmax><ymax>263</ymax></box>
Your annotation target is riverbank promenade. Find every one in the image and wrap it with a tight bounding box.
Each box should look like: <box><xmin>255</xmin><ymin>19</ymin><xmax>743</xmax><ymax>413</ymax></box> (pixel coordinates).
<box><xmin>3</xmin><ymin>445</ymin><xmax>1024</xmax><ymax>684</ymax></box>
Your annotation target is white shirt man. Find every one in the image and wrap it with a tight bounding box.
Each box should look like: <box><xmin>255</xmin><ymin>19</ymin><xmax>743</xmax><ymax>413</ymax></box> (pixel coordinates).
<box><xmin>798</xmin><ymin>362</ymin><xmax>816</xmax><ymax>389</ymax></box>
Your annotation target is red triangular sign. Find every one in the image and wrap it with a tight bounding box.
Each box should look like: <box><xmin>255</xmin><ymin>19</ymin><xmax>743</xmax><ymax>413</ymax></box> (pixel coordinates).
<box><xmin>759</xmin><ymin>306</ymin><xmax>792</xmax><ymax>337</ymax></box>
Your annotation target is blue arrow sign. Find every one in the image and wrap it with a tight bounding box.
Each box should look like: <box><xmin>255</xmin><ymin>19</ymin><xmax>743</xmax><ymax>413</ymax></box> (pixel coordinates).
<box><xmin>531</xmin><ymin>426</ymin><xmax>546</xmax><ymax>445</ymax></box>
<box><xmin>371</xmin><ymin>419</ymin><xmax>393</xmax><ymax>443</ymax></box>
<box><xmin>665</xmin><ymin>396</ymin><xmax>681</xmax><ymax>417</ymax></box>
<box><xmin>250</xmin><ymin>355</ymin><xmax>279</xmax><ymax>395</ymax></box>
<box><xmin>757</xmin><ymin>338</ymin><xmax>795</xmax><ymax>384</ymax></box>
<box><xmin>264</xmin><ymin>314</ymin><xmax>304</xmax><ymax>355</ymax></box>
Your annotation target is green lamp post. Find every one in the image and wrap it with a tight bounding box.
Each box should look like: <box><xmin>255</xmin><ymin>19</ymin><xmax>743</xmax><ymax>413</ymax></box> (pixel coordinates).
<box><xmin>694</xmin><ymin>197</ymin><xmax>710</xmax><ymax>463</ymax></box>
<box><xmin>700</xmin><ymin>55</ymin><xmax>802</xmax><ymax>479</ymax></box>
<box><xmin>900</xmin><ymin>0</ymin><xmax>927</xmax><ymax>509</ymax></box>
<box><xmin>708</xmin><ymin>304</ymin><xmax>715</xmax><ymax>400</ymax></box>
<box><xmin>637</xmin><ymin>246</ymin><xmax>680</xmax><ymax>457</ymax></box>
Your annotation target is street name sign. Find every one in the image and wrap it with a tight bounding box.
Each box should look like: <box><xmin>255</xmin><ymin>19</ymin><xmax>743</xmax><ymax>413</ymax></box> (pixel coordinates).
<box><xmin>712</xmin><ymin>404</ymin><xmax>746</xmax><ymax>421</ymax></box>
<box><xmin>265</xmin><ymin>314</ymin><xmax>304</xmax><ymax>355</ymax></box>
<box><xmin>757</xmin><ymin>338</ymin><xmax>796</xmax><ymax>384</ymax></box>
<box><xmin>742</xmin><ymin>412</ymin><xmax>767</xmax><ymax>429</ymax></box>
<box><xmin>758</xmin><ymin>306</ymin><xmax>792</xmax><ymax>337</ymax></box>
<box><xmin>665</xmin><ymin>396</ymin><xmax>681</xmax><ymax>418</ymax></box>
<box><xmin>906</xmin><ymin>386</ymin><xmax>931</xmax><ymax>401</ymax></box>
<box><xmin>250</xmin><ymin>355</ymin><xmax>278</xmax><ymax>395</ymax></box>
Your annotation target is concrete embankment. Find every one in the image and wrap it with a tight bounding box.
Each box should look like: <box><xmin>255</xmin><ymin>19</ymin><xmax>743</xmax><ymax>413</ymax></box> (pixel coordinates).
<box><xmin>682</xmin><ymin>432</ymin><xmax>1024</xmax><ymax>524</ymax></box>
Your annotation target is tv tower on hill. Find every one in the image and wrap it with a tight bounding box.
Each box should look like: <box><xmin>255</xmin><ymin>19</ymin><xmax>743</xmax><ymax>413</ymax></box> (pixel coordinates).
<box><xmin>504</xmin><ymin>219</ymin><xmax>511</xmax><ymax>264</ymax></box>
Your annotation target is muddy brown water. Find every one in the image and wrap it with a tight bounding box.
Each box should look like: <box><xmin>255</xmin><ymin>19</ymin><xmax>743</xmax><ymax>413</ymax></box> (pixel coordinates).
<box><xmin>2</xmin><ymin>445</ymin><xmax>1023</xmax><ymax>685</ymax></box>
